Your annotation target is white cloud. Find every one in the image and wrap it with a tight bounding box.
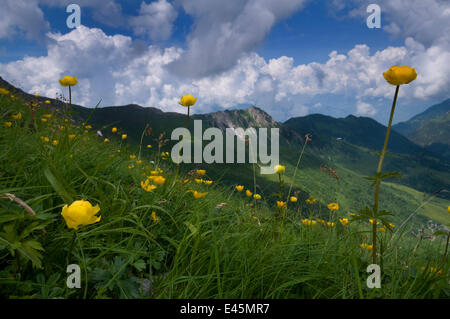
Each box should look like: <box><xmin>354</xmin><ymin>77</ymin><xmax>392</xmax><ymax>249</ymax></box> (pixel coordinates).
<box><xmin>169</xmin><ymin>0</ymin><xmax>306</xmax><ymax>77</ymax></box>
<box><xmin>130</xmin><ymin>0</ymin><xmax>178</xmax><ymax>41</ymax></box>
<box><xmin>0</xmin><ymin>0</ymin><xmax>49</xmax><ymax>40</ymax></box>
<box><xmin>356</xmin><ymin>101</ymin><xmax>376</xmax><ymax>116</ymax></box>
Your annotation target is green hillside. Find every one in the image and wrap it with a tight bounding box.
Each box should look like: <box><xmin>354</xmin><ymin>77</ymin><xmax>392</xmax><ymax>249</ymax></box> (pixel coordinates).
<box><xmin>1</xmin><ymin>83</ymin><xmax>449</xmax><ymax>299</ymax></box>
<box><xmin>393</xmin><ymin>99</ymin><xmax>450</xmax><ymax>160</ymax></box>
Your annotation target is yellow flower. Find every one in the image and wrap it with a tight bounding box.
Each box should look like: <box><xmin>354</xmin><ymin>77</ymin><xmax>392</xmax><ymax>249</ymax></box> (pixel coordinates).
<box><xmin>316</xmin><ymin>218</ymin><xmax>325</xmax><ymax>224</ymax></box>
<box><xmin>35</xmin><ymin>94</ymin><xmax>40</xmax><ymax>97</ymax></box>
<box><xmin>128</xmin><ymin>165</ymin><xmax>134</xmax><ymax>169</ymax></box>
<box><xmin>360</xmin><ymin>243</ymin><xmax>373</xmax><ymax>251</ymax></box>
<box><xmin>104</xmin><ymin>138</ymin><xmax>110</xmax><ymax>143</ymax></box>
<box><xmin>178</xmin><ymin>94</ymin><xmax>197</xmax><ymax>107</ymax></box>
<box><xmin>122</xmin><ymin>134</ymin><xmax>127</xmax><ymax>140</ymax></box>
<box><xmin>193</xmin><ymin>191</ymin><xmax>207</xmax><ymax>199</ymax></box>
<box><xmin>327</xmin><ymin>202</ymin><xmax>339</xmax><ymax>211</ymax></box>
<box><xmin>235</xmin><ymin>185</ymin><xmax>244</xmax><ymax>192</ymax></box>
<box><xmin>276</xmin><ymin>201</ymin><xmax>286</xmax><ymax>209</ymax></box>
<box><xmin>11</xmin><ymin>113</ymin><xmax>22</xmax><ymax>120</ymax></box>
<box><xmin>274</xmin><ymin>164</ymin><xmax>285</xmax><ymax>174</ymax></box>
<box><xmin>0</xmin><ymin>88</ymin><xmax>10</xmax><ymax>95</ymax></box>
<box><xmin>69</xmin><ymin>134</ymin><xmax>76</xmax><ymax>140</ymax></box>
<box><xmin>130</xmin><ymin>155</ymin><xmax>136</xmax><ymax>160</ymax></box>
<box><xmin>305</xmin><ymin>197</ymin><xmax>317</xmax><ymax>205</ymax></box>
<box><xmin>112</xmin><ymin>127</ymin><xmax>117</xmax><ymax>133</ymax></box>
<box><xmin>253</xmin><ymin>194</ymin><xmax>261</xmax><ymax>200</ymax></box>
<box><xmin>45</xmin><ymin>100</ymin><xmax>51</xmax><ymax>104</ymax></box>
<box><xmin>290</xmin><ymin>196</ymin><xmax>298</xmax><ymax>203</ymax></box>
<box><xmin>389</xmin><ymin>223</ymin><xmax>396</xmax><ymax>229</ymax></box>
<box><xmin>383</xmin><ymin>65</ymin><xmax>417</xmax><ymax>86</ymax></box>
<box><xmin>40</xmin><ymin>136</ymin><xmax>50</xmax><ymax>143</ymax></box>
<box><xmin>117</xmin><ymin>149</ymin><xmax>121</xmax><ymax>153</ymax></box>
<box><xmin>147</xmin><ymin>144</ymin><xmax>152</xmax><ymax>148</ymax></box>
<box><xmin>447</xmin><ymin>206</ymin><xmax>450</xmax><ymax>214</ymax></box>
<box><xmin>326</xmin><ymin>221</ymin><xmax>335</xmax><ymax>227</ymax></box>
<box><xmin>59</xmin><ymin>126</ymin><xmax>65</xmax><ymax>131</ymax></box>
<box><xmin>339</xmin><ymin>218</ymin><xmax>349</xmax><ymax>226</ymax></box>
<box><xmin>196</xmin><ymin>169</ymin><xmax>206</xmax><ymax>176</ymax></box>
<box><xmin>85</xmin><ymin>125</ymin><xmax>92</xmax><ymax>130</ymax></box>
<box><xmin>61</xmin><ymin>199</ymin><xmax>101</xmax><ymax>230</ymax></box>
<box><xmin>4</xmin><ymin>121</ymin><xmax>12</xmax><ymax>127</ymax></box>
<box><xmin>43</xmin><ymin>114</ymin><xmax>52</xmax><ymax>118</ymax></box>
<box><xmin>379</xmin><ymin>227</ymin><xmax>386</xmax><ymax>232</ymax></box>
<box><xmin>59</xmin><ymin>75</ymin><xmax>78</xmax><ymax>87</ymax></box>
<box><xmin>41</xmin><ymin>118</ymin><xmax>48</xmax><ymax>123</ymax></box>
<box><xmin>151</xmin><ymin>211</ymin><xmax>160</xmax><ymax>223</ymax></box>
<box><xmin>140</xmin><ymin>179</ymin><xmax>157</xmax><ymax>192</ymax></box>
<box><xmin>52</xmin><ymin>140</ymin><xmax>59</xmax><ymax>146</ymax></box>
<box><xmin>246</xmin><ymin>190</ymin><xmax>253</xmax><ymax>197</ymax></box>
<box><xmin>153</xmin><ymin>176</ymin><xmax>166</xmax><ymax>185</ymax></box>
<box><xmin>136</xmin><ymin>160</ymin><xmax>142</xmax><ymax>165</ymax></box>
<box><xmin>204</xmin><ymin>180</ymin><xmax>213</xmax><ymax>185</ymax></box>
<box><xmin>369</xmin><ymin>219</ymin><xmax>380</xmax><ymax>225</ymax></box>
<box><xmin>302</xmin><ymin>219</ymin><xmax>317</xmax><ymax>226</ymax></box>
<box><xmin>150</xmin><ymin>170</ymin><xmax>158</xmax><ymax>175</ymax></box>
<box><xmin>195</xmin><ymin>178</ymin><xmax>203</xmax><ymax>184</ymax></box>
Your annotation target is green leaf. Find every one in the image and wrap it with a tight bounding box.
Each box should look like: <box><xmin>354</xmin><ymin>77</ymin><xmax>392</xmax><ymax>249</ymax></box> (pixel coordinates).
<box><xmin>43</xmin><ymin>167</ymin><xmax>73</xmax><ymax>204</ymax></box>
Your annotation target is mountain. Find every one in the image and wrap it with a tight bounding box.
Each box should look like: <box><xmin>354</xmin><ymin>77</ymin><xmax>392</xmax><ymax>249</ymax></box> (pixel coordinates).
<box><xmin>393</xmin><ymin>99</ymin><xmax>450</xmax><ymax>159</ymax></box>
<box><xmin>1</xmin><ymin>76</ymin><xmax>449</xmax><ymax>225</ymax></box>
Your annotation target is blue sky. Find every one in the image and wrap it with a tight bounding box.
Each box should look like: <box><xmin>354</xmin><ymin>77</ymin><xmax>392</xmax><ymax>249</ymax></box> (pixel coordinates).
<box><xmin>0</xmin><ymin>0</ymin><xmax>448</xmax><ymax>125</ymax></box>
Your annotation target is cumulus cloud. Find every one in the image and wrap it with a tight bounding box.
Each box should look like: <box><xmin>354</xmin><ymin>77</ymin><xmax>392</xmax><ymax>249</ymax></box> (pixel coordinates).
<box><xmin>130</xmin><ymin>0</ymin><xmax>178</xmax><ymax>41</ymax></box>
<box><xmin>356</xmin><ymin>101</ymin><xmax>376</xmax><ymax>116</ymax></box>
<box><xmin>168</xmin><ymin>0</ymin><xmax>306</xmax><ymax>77</ymax></box>
<box><xmin>0</xmin><ymin>0</ymin><xmax>49</xmax><ymax>40</ymax></box>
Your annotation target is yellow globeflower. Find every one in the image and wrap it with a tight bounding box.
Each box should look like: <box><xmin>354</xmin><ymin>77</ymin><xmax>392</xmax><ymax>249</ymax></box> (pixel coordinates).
<box><xmin>141</xmin><ymin>180</ymin><xmax>157</xmax><ymax>192</ymax></box>
<box><xmin>104</xmin><ymin>138</ymin><xmax>110</xmax><ymax>143</ymax></box>
<box><xmin>178</xmin><ymin>94</ymin><xmax>197</xmax><ymax>107</ymax></box>
<box><xmin>11</xmin><ymin>113</ymin><xmax>22</xmax><ymax>120</ymax></box>
<box><xmin>0</xmin><ymin>88</ymin><xmax>10</xmax><ymax>95</ymax></box>
<box><xmin>235</xmin><ymin>185</ymin><xmax>244</xmax><ymax>192</ymax></box>
<box><xmin>447</xmin><ymin>206</ymin><xmax>450</xmax><ymax>214</ymax></box>
<box><xmin>204</xmin><ymin>180</ymin><xmax>213</xmax><ymax>185</ymax></box>
<box><xmin>52</xmin><ymin>140</ymin><xmax>59</xmax><ymax>146</ymax></box>
<box><xmin>45</xmin><ymin>100</ymin><xmax>51</xmax><ymax>104</ymax></box>
<box><xmin>112</xmin><ymin>127</ymin><xmax>117</xmax><ymax>133</ymax></box>
<box><xmin>305</xmin><ymin>197</ymin><xmax>317</xmax><ymax>205</ymax></box>
<box><xmin>61</xmin><ymin>199</ymin><xmax>101</xmax><ymax>230</ymax></box>
<box><xmin>130</xmin><ymin>155</ymin><xmax>136</xmax><ymax>160</ymax></box>
<box><xmin>327</xmin><ymin>202</ymin><xmax>339</xmax><ymax>211</ymax></box>
<box><xmin>383</xmin><ymin>65</ymin><xmax>417</xmax><ymax>86</ymax></box>
<box><xmin>276</xmin><ymin>201</ymin><xmax>286</xmax><ymax>209</ymax></box>
<box><xmin>339</xmin><ymin>218</ymin><xmax>349</xmax><ymax>226</ymax></box>
<box><xmin>245</xmin><ymin>190</ymin><xmax>253</xmax><ymax>197</ymax></box>
<box><xmin>274</xmin><ymin>164</ymin><xmax>285</xmax><ymax>174</ymax></box>
<box><xmin>85</xmin><ymin>125</ymin><xmax>92</xmax><ymax>130</ymax></box>
<box><xmin>4</xmin><ymin>121</ymin><xmax>12</xmax><ymax>127</ymax></box>
<box><xmin>326</xmin><ymin>221</ymin><xmax>335</xmax><ymax>227</ymax></box>
<box><xmin>196</xmin><ymin>169</ymin><xmax>206</xmax><ymax>176</ymax></box>
<box><xmin>122</xmin><ymin>134</ymin><xmax>127</xmax><ymax>140</ymax></box>
<box><xmin>43</xmin><ymin>114</ymin><xmax>52</xmax><ymax>118</ymax></box>
<box><xmin>69</xmin><ymin>134</ymin><xmax>76</xmax><ymax>140</ymax></box>
<box><xmin>59</xmin><ymin>75</ymin><xmax>78</xmax><ymax>87</ymax></box>
<box><xmin>369</xmin><ymin>219</ymin><xmax>380</xmax><ymax>225</ymax></box>
<box><xmin>151</xmin><ymin>211</ymin><xmax>160</xmax><ymax>223</ymax></box>
<box><xmin>147</xmin><ymin>144</ymin><xmax>152</xmax><ymax>148</ymax></box>
<box><xmin>193</xmin><ymin>191</ymin><xmax>207</xmax><ymax>199</ymax></box>
<box><xmin>41</xmin><ymin>118</ymin><xmax>48</xmax><ymax>123</ymax></box>
<box><xmin>379</xmin><ymin>227</ymin><xmax>386</xmax><ymax>232</ymax></box>
<box><xmin>290</xmin><ymin>196</ymin><xmax>298</xmax><ymax>203</ymax></box>
<box><xmin>35</xmin><ymin>94</ymin><xmax>40</xmax><ymax>97</ymax></box>
<box><xmin>195</xmin><ymin>178</ymin><xmax>203</xmax><ymax>184</ymax></box>
<box><xmin>153</xmin><ymin>176</ymin><xmax>166</xmax><ymax>185</ymax></box>
<box><xmin>253</xmin><ymin>194</ymin><xmax>261</xmax><ymax>200</ymax></box>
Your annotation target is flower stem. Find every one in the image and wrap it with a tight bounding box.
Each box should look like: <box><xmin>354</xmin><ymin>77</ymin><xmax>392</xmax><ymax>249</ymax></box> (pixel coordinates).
<box><xmin>286</xmin><ymin>138</ymin><xmax>309</xmax><ymax>206</ymax></box>
<box><xmin>66</xmin><ymin>230</ymin><xmax>77</xmax><ymax>267</ymax></box>
<box><xmin>372</xmin><ymin>85</ymin><xmax>400</xmax><ymax>264</ymax></box>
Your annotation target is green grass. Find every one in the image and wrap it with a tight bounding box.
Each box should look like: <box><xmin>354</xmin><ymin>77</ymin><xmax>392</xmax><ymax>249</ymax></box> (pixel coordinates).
<box><xmin>0</xmin><ymin>93</ymin><xmax>449</xmax><ymax>299</ymax></box>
